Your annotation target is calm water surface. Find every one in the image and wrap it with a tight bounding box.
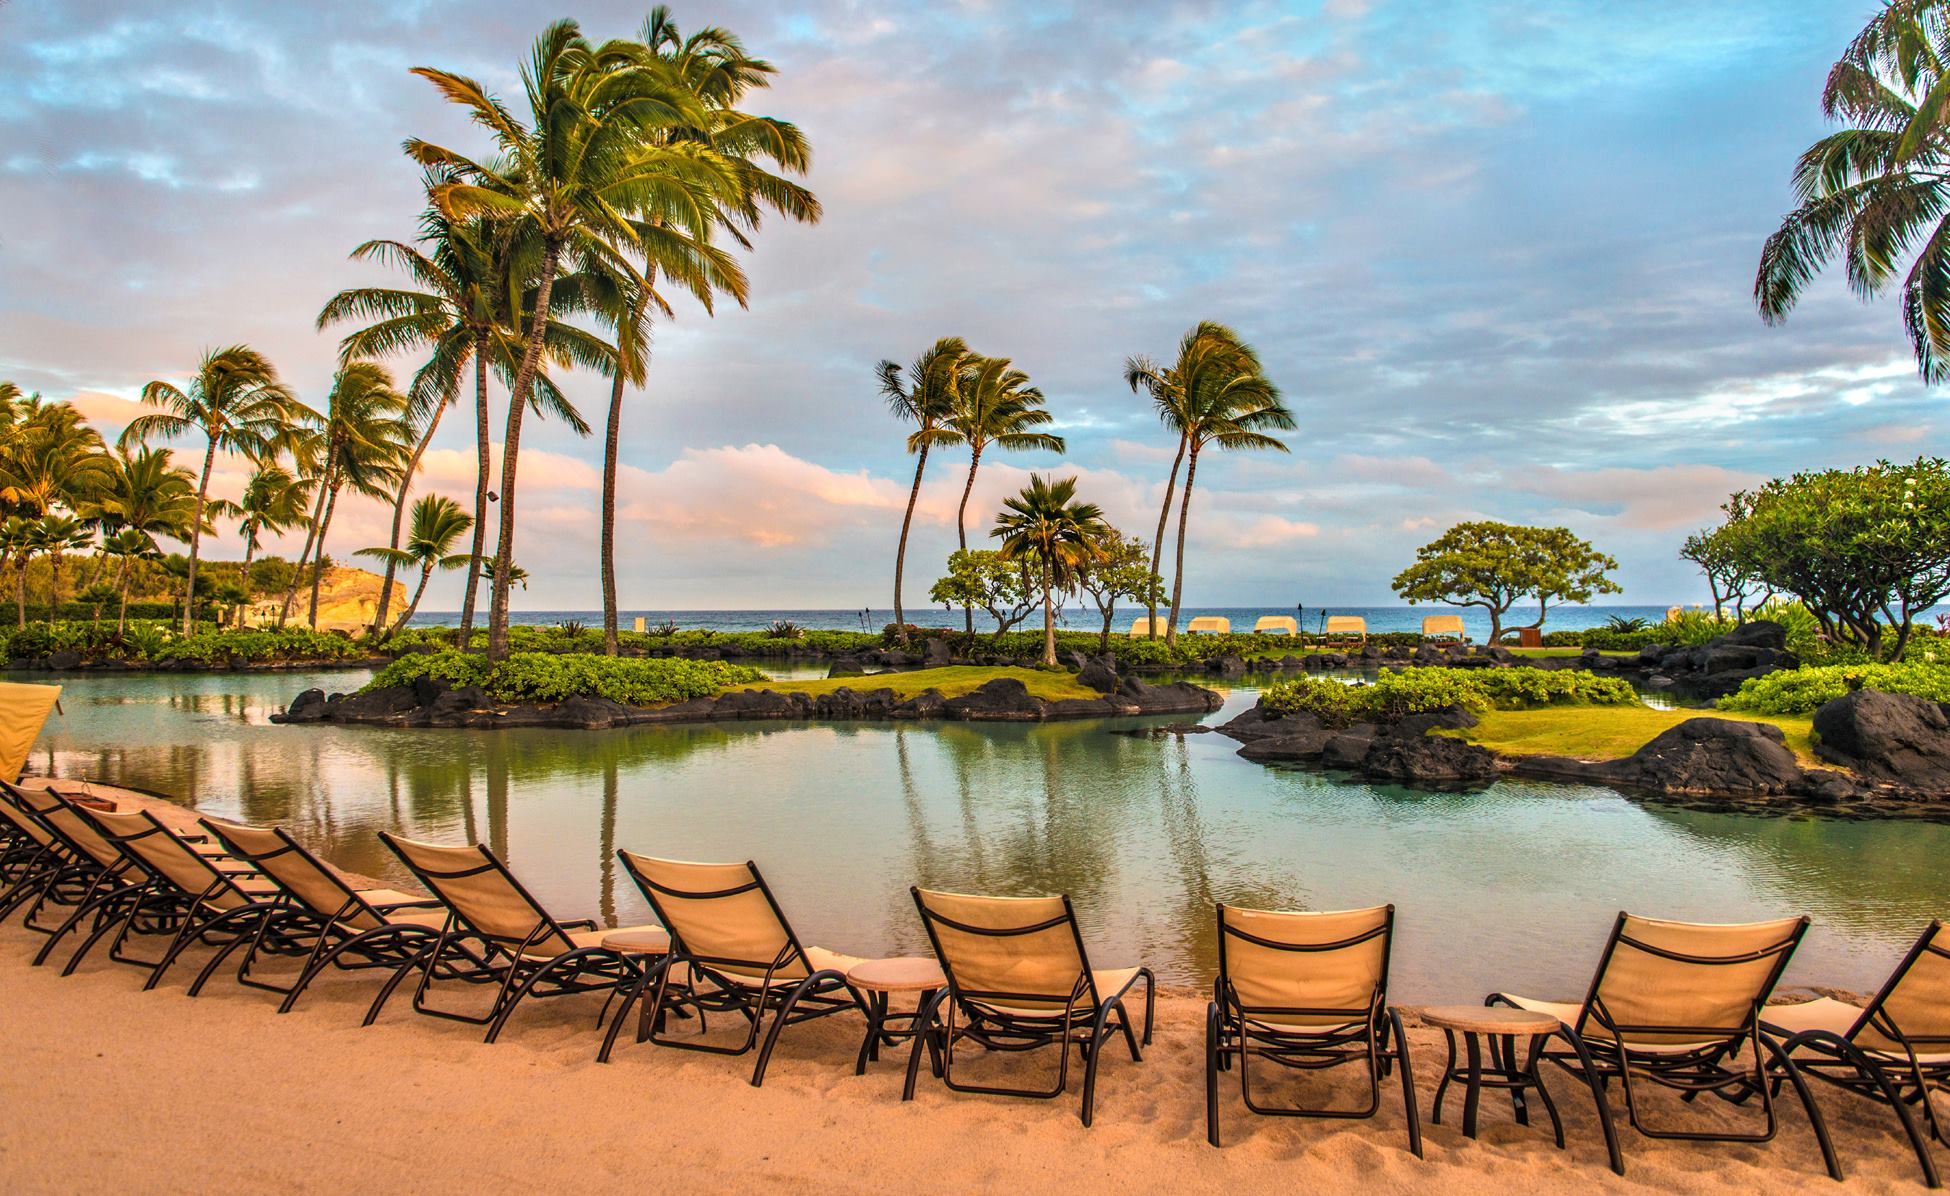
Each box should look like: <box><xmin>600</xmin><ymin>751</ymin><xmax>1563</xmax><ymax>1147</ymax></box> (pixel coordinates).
<box><xmin>23</xmin><ymin>668</ymin><xmax>1949</xmax><ymax>1001</ymax></box>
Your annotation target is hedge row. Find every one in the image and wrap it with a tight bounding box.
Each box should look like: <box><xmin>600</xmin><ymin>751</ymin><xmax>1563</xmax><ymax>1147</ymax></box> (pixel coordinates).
<box><xmin>1260</xmin><ymin>667</ymin><xmax>1640</xmax><ymax>727</ymax></box>
<box><xmin>364</xmin><ymin>650</ymin><xmax>769</xmax><ymax>707</ymax></box>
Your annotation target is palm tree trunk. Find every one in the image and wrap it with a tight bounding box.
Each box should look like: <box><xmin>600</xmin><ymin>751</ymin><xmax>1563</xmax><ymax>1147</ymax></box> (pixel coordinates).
<box><xmin>1166</xmin><ymin>447</ymin><xmax>1199</xmax><ymax>650</ymax></box>
<box><xmin>281</xmin><ymin>471</ymin><xmax>331</xmax><ymax>625</ymax></box>
<box><xmin>237</xmin><ymin>537</ymin><xmax>257</xmax><ymax>628</ymax></box>
<box><xmin>1148</xmin><ymin>432</ymin><xmax>1186</xmax><ymax>641</ymax></box>
<box><xmin>956</xmin><ymin>444</ymin><xmax>983</xmax><ymax>638</ymax></box>
<box><xmin>488</xmin><ymin>244</ymin><xmax>562</xmax><ymax>663</ymax></box>
<box><xmin>46</xmin><ymin>556</ymin><xmax>60</xmax><ymax>630</ymax></box>
<box><xmin>117</xmin><ymin>558</ymin><xmax>132</xmax><ymax>635</ymax></box>
<box><xmin>307</xmin><ymin>485</ymin><xmax>342</xmax><ymax>629</ymax></box>
<box><xmin>14</xmin><ymin>560</ymin><xmax>26</xmax><ymax>630</ymax></box>
<box><xmin>391</xmin><ymin>564</ymin><xmax>434</xmax><ymax>638</ymax></box>
<box><xmin>600</xmin><ymin>369</ymin><xmax>627</xmax><ymax>657</ymax></box>
<box><xmin>892</xmin><ymin>444</ymin><xmax>930</xmax><ymax>646</ymax></box>
<box><xmin>1040</xmin><ymin>559</ymin><xmax>1056</xmax><ymax>667</ymax></box>
<box><xmin>372</xmin><ymin>402</ymin><xmax>447</xmax><ymax>636</ymax></box>
<box><xmin>183</xmin><ymin>439</ymin><xmax>217</xmax><ymax>633</ymax></box>
<box><xmin>458</xmin><ymin>338</ymin><xmax>491</xmax><ymax>647</ymax></box>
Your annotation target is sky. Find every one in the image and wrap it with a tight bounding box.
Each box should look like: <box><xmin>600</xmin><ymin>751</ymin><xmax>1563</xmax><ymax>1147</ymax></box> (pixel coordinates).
<box><xmin>0</xmin><ymin>0</ymin><xmax>1940</xmax><ymax>612</ymax></box>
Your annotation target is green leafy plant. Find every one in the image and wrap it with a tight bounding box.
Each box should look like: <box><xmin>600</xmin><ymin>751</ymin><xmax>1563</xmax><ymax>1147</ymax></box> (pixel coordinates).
<box><xmin>363</xmin><ymin>650</ymin><xmax>768</xmax><ymax>707</ymax></box>
<box><xmin>1261</xmin><ymin>667</ymin><xmax>1638</xmax><ymax>727</ymax></box>
<box><xmin>1720</xmin><ymin>662</ymin><xmax>1950</xmax><ymax>715</ymax></box>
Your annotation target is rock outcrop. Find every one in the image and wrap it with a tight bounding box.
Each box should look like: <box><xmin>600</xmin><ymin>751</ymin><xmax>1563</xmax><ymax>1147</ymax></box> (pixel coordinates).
<box><xmin>1811</xmin><ymin>689</ymin><xmax>1950</xmax><ymax>790</ymax></box>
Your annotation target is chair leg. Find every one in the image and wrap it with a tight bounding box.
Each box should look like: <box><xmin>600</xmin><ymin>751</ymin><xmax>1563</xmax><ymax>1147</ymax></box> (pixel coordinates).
<box><xmin>1080</xmin><ymin>1004</ymin><xmax>1117</xmax><ymax>1127</ymax></box>
<box><xmin>363</xmin><ymin>942</ymin><xmax>436</xmax><ymax>1027</ymax></box>
<box><xmin>1837</xmin><ymin>1041</ymin><xmax>1940</xmax><ymax>1189</ymax></box>
<box><xmin>1761</xmin><ymin>1036</ymin><xmax>1843</xmax><ymax>1183</ymax></box>
<box><xmin>1558</xmin><ymin>1030</ymin><xmax>1625</xmax><ymax>1176</ymax></box>
<box><xmin>904</xmin><ymin>989</ymin><xmax>948</xmax><ymax>1102</ymax></box>
<box><xmin>485</xmin><ymin>954</ymin><xmax>585</xmax><ymax>1044</ymax></box>
<box><xmin>1389</xmin><ymin>1008</ymin><xmax>1424</xmax><ymax>1160</ymax></box>
<box><xmin>752</xmin><ymin>975</ymin><xmax>829</xmax><ymax>1087</ymax></box>
<box><xmin>1206</xmin><ymin>1002</ymin><xmax>1224</xmax><ymax>1147</ymax></box>
<box><xmin>186</xmin><ymin>917</ymin><xmax>267</xmax><ymax>996</ymax></box>
<box><xmin>598</xmin><ymin>961</ymin><xmax>661</xmax><ymax>1064</ymax></box>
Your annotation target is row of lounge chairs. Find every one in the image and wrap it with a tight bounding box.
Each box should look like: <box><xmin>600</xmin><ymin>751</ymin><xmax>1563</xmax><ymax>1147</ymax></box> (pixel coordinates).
<box><xmin>1128</xmin><ymin>615</ymin><xmax>1469</xmax><ymax>645</ymax></box>
<box><xmin>0</xmin><ymin>779</ymin><xmax>1941</xmax><ymax>1184</ymax></box>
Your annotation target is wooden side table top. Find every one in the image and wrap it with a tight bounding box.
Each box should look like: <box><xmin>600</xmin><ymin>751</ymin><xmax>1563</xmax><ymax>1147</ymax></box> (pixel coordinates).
<box><xmin>847</xmin><ymin>956</ymin><xmax>946</xmax><ymax>992</ymax></box>
<box><xmin>1420</xmin><ymin>1004</ymin><xmax>1562</xmax><ymax>1036</ymax></box>
<box><xmin>601</xmin><ymin>926</ymin><xmax>672</xmax><ymax>955</ymax></box>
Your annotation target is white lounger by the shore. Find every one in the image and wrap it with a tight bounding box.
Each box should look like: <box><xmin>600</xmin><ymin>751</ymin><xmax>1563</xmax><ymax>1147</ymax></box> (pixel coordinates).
<box><xmin>1128</xmin><ymin>617</ymin><xmax>1165</xmax><ymax>637</ymax></box>
<box><xmin>1420</xmin><ymin>615</ymin><xmax>1466</xmax><ymax>643</ymax></box>
<box><xmin>1186</xmin><ymin>616</ymin><xmax>1230</xmax><ymax>635</ymax></box>
<box><xmin>1323</xmin><ymin>616</ymin><xmax>1366</xmax><ymax>646</ymax></box>
<box><xmin>1253</xmin><ymin>616</ymin><xmax>1298</xmax><ymax>636</ymax></box>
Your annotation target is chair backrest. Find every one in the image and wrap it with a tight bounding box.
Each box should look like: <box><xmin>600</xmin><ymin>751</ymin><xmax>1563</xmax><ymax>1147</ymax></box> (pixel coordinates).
<box><xmin>204</xmin><ymin>818</ymin><xmax>395</xmax><ymax>931</ymax></box>
<box><xmin>1852</xmin><ymin>920</ymin><xmax>1950</xmax><ymax>1054</ymax></box>
<box><xmin>1578</xmin><ymin>912</ymin><xmax>1807</xmax><ymax>1048</ymax></box>
<box><xmin>1421</xmin><ymin>615</ymin><xmax>1465</xmax><ymax>638</ymax></box>
<box><xmin>1187</xmin><ymin>616</ymin><xmax>1230</xmax><ymax>634</ymax></box>
<box><xmin>16</xmin><ymin>785</ymin><xmax>126</xmax><ymax>870</ymax></box>
<box><xmin>619</xmin><ymin>852</ymin><xmax>809</xmax><ymax>981</ymax></box>
<box><xmin>0</xmin><ymin>780</ymin><xmax>56</xmax><ymax>847</ymax></box>
<box><xmin>86</xmin><ymin>806</ymin><xmax>265</xmax><ymax>912</ymax></box>
<box><xmin>380</xmin><ymin>832</ymin><xmax>571</xmax><ymax>956</ymax></box>
<box><xmin>1216</xmin><ymin>904</ymin><xmax>1392</xmax><ymax>1026</ymax></box>
<box><xmin>1127</xmin><ymin>617</ymin><xmax>1157</xmax><ymax>637</ymax></box>
<box><xmin>913</xmin><ymin>888</ymin><xmax>1097</xmax><ymax>1015</ymax></box>
<box><xmin>1253</xmin><ymin>616</ymin><xmax>1297</xmax><ymax>636</ymax></box>
<box><xmin>1324</xmin><ymin>616</ymin><xmax>1366</xmax><ymax>636</ymax></box>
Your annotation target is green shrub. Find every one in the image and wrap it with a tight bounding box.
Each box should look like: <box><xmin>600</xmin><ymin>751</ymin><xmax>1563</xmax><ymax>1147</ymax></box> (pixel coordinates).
<box><xmin>1261</xmin><ymin>667</ymin><xmax>1639</xmax><ymax>726</ymax></box>
<box><xmin>359</xmin><ymin>650</ymin><xmax>768</xmax><ymax>708</ymax></box>
<box><xmin>1719</xmin><ymin>663</ymin><xmax>1950</xmax><ymax>715</ymax></box>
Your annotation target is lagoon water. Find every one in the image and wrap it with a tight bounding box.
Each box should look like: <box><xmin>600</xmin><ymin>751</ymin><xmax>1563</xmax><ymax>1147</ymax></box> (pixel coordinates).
<box><xmin>24</xmin><ymin>666</ymin><xmax>1949</xmax><ymax>1001</ymax></box>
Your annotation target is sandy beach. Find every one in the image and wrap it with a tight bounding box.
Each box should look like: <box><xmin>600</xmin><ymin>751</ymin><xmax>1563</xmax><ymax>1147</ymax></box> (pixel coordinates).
<box><xmin>1</xmin><ymin>786</ymin><xmax>1938</xmax><ymax>1195</ymax></box>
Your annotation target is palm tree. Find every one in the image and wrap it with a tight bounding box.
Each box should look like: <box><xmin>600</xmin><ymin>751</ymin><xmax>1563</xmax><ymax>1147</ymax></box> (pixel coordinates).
<box><xmin>29</xmin><ymin>515</ymin><xmax>92</xmax><ymax>627</ymax></box>
<box><xmin>209</xmin><ymin>460</ymin><xmax>310</xmax><ymax>627</ymax></box>
<box><xmin>97</xmin><ymin>528</ymin><xmax>159</xmax><ymax>634</ymax></box>
<box><xmin>0</xmin><ymin>516</ymin><xmax>33</xmax><ymax>630</ymax></box>
<box><xmin>991</xmin><ymin>475</ymin><xmax>1105</xmax><ymax>667</ymax></box>
<box><xmin>1757</xmin><ymin>1</ymin><xmax>1950</xmax><ymax>380</ymax></box>
<box><xmin>1152</xmin><ymin>326</ymin><xmax>1292</xmax><ymax>648</ymax></box>
<box><xmin>357</xmin><ymin>494</ymin><xmax>473</xmax><ymax>638</ymax></box>
<box><xmin>0</xmin><ymin>397</ymin><xmax>111</xmax><ymax>519</ymax></box>
<box><xmin>878</xmin><ymin>337</ymin><xmax>969</xmax><ymax>644</ymax></box>
<box><xmin>121</xmin><ymin>346</ymin><xmax>296</xmax><ymax>631</ymax></box>
<box><xmin>79</xmin><ymin>444</ymin><xmax>201</xmax><ymax>611</ymax></box>
<box><xmin>274</xmin><ymin>363</ymin><xmax>411</xmax><ymax>629</ymax></box>
<box><xmin>406</xmin><ymin>19</ymin><xmax>734</xmax><ymax>661</ymax></box>
<box><xmin>948</xmin><ymin>355</ymin><xmax>1064</xmax><ymax>635</ymax></box>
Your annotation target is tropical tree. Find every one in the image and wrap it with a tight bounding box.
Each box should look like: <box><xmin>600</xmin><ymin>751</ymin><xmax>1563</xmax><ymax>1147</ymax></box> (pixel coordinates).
<box><xmin>0</xmin><ymin>397</ymin><xmax>111</xmax><ymax>518</ymax></box>
<box><xmin>0</xmin><ymin>517</ymin><xmax>31</xmax><ymax>629</ymax></box>
<box><xmin>991</xmin><ymin>475</ymin><xmax>1106</xmax><ymax>667</ymax></box>
<box><xmin>1073</xmin><ymin>529</ymin><xmax>1167</xmax><ymax>655</ymax></box>
<box><xmin>879</xmin><ymin>337</ymin><xmax>970</xmax><ymax>644</ymax></box>
<box><xmin>406</xmin><ymin>19</ymin><xmax>735</xmax><ymax>661</ymax></box>
<box><xmin>209</xmin><ymin>461</ymin><xmax>311</xmax><ymax>627</ymax></box>
<box><xmin>97</xmin><ymin>528</ymin><xmax>161</xmax><ymax>634</ymax></box>
<box><xmin>947</xmin><ymin>354</ymin><xmax>1064</xmax><ymax>636</ymax></box>
<box><xmin>1392</xmin><ymin>521</ymin><xmax>1621</xmax><ymax>645</ymax></box>
<box><xmin>1145</xmin><ymin>325</ymin><xmax>1292</xmax><ymax>648</ymax></box>
<box><xmin>121</xmin><ymin>346</ymin><xmax>297</xmax><ymax>631</ymax></box>
<box><xmin>275</xmin><ymin>362</ymin><xmax>412</xmax><ymax>628</ymax></box>
<box><xmin>1757</xmin><ymin>1</ymin><xmax>1950</xmax><ymax>380</ymax></box>
<box><xmin>357</xmin><ymin>494</ymin><xmax>474</xmax><ymax>638</ymax></box>
<box><xmin>28</xmin><ymin>515</ymin><xmax>92</xmax><ymax>627</ymax></box>
<box><xmin>1127</xmin><ymin>322</ymin><xmax>1227</xmax><ymax>639</ymax></box>
<box><xmin>928</xmin><ymin>548</ymin><xmax>1038</xmax><ymax>640</ymax></box>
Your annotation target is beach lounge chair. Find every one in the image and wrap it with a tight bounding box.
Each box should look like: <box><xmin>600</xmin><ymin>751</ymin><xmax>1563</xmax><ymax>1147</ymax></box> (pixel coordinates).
<box><xmin>1762</xmin><ymin>921</ymin><xmax>1949</xmax><ymax>1188</ymax></box>
<box><xmin>67</xmin><ymin>805</ymin><xmax>285</xmax><ymax>990</ymax></box>
<box><xmin>1420</xmin><ymin>615</ymin><xmax>1467</xmax><ymax>644</ymax></box>
<box><xmin>1206</xmin><ymin>903</ymin><xmax>1420</xmax><ymax>1156</ymax></box>
<box><xmin>1253</xmin><ymin>616</ymin><xmax>1298</xmax><ymax>637</ymax></box>
<box><xmin>601</xmin><ymin>851</ymin><xmax>864</xmax><ymax>1085</ymax></box>
<box><xmin>904</xmin><ymin>888</ymin><xmax>1155</xmax><ymax>1125</ymax></box>
<box><xmin>1488</xmin><ymin>912</ymin><xmax>1838</xmax><ymax>1180</ymax></box>
<box><xmin>1323</xmin><ymin>615</ymin><xmax>1366</xmax><ymax>646</ymax></box>
<box><xmin>194</xmin><ymin>818</ymin><xmax>457</xmax><ymax>1014</ymax></box>
<box><xmin>1187</xmin><ymin>616</ymin><xmax>1230</xmax><ymax>635</ymax></box>
<box><xmin>0</xmin><ymin>782</ymin><xmax>69</xmax><ymax>921</ymax></box>
<box><xmin>1128</xmin><ymin>617</ymin><xmax>1161</xmax><ymax>637</ymax></box>
<box><xmin>371</xmin><ymin>832</ymin><xmax>665</xmax><ymax>1043</ymax></box>
<box><xmin>8</xmin><ymin>784</ymin><xmax>159</xmax><ymax>954</ymax></box>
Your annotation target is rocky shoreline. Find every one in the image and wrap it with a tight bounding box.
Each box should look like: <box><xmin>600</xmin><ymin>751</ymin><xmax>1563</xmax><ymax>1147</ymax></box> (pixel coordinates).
<box><xmin>272</xmin><ymin>670</ymin><xmax>1224</xmax><ymax>730</ymax></box>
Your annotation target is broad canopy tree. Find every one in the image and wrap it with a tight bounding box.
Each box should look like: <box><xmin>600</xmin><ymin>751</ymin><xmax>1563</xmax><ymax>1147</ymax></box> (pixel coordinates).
<box><xmin>928</xmin><ymin>549</ymin><xmax>1038</xmax><ymax>640</ymax></box>
<box><xmin>1073</xmin><ymin>531</ymin><xmax>1167</xmax><ymax>655</ymax></box>
<box><xmin>1392</xmin><ymin>521</ymin><xmax>1620</xmax><ymax>645</ymax></box>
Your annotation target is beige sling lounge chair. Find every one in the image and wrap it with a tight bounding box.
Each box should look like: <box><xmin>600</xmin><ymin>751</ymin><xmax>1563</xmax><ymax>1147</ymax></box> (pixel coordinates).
<box><xmin>905</xmin><ymin>888</ymin><xmax>1154</xmax><ymax>1126</ymax></box>
<box><xmin>1489</xmin><ymin>912</ymin><xmax>1837</xmax><ymax>1180</ymax></box>
<box><xmin>1420</xmin><ymin>614</ymin><xmax>1467</xmax><ymax>644</ymax></box>
<box><xmin>1762</xmin><ymin>920</ymin><xmax>1949</xmax><ymax>1188</ymax></box>
<box><xmin>195</xmin><ymin>818</ymin><xmax>458</xmax><ymax>1015</ymax></box>
<box><xmin>1253</xmin><ymin>616</ymin><xmax>1298</xmax><ymax>636</ymax></box>
<box><xmin>601</xmin><ymin>851</ymin><xmax>865</xmax><ymax>1084</ymax></box>
<box><xmin>1187</xmin><ymin>616</ymin><xmax>1230</xmax><ymax>635</ymax></box>
<box><xmin>1206</xmin><ymin>904</ymin><xmax>1420</xmax><ymax>1156</ymax></box>
<box><xmin>1323</xmin><ymin>615</ymin><xmax>1366</xmax><ymax>645</ymax></box>
<box><xmin>1128</xmin><ymin>617</ymin><xmax>1162</xmax><ymax>638</ymax></box>
<box><xmin>371</xmin><ymin>832</ymin><xmax>666</xmax><ymax>1043</ymax></box>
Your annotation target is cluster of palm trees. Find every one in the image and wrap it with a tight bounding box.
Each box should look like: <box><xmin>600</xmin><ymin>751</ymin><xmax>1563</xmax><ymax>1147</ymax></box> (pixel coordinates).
<box><xmin>886</xmin><ymin>322</ymin><xmax>1291</xmax><ymax>651</ymax></box>
<box><xmin>320</xmin><ymin>9</ymin><xmax>816</xmax><ymax>661</ymax></box>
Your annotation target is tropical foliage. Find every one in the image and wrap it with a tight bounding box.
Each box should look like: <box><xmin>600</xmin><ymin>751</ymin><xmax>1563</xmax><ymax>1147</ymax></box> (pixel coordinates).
<box><xmin>1261</xmin><ymin>667</ymin><xmax>1639</xmax><ymax>726</ymax></box>
<box><xmin>1392</xmin><ymin>521</ymin><xmax>1621</xmax><ymax>645</ymax></box>
<box><xmin>1721</xmin><ymin>661</ymin><xmax>1950</xmax><ymax>715</ymax></box>
<box><xmin>363</xmin><ymin>648</ymin><xmax>766</xmax><ymax>707</ymax></box>
<box><xmin>991</xmin><ymin>475</ymin><xmax>1105</xmax><ymax>666</ymax></box>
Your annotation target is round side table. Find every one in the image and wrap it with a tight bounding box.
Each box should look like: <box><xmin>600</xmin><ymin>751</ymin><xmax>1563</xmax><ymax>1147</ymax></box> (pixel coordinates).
<box><xmin>1420</xmin><ymin>1004</ymin><xmax>1565</xmax><ymax>1147</ymax></box>
<box><xmin>845</xmin><ymin>957</ymin><xmax>945</xmax><ymax>1075</ymax></box>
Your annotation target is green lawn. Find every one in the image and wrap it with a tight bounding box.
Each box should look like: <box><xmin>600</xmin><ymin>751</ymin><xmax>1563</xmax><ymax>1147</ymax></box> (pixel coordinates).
<box><xmin>732</xmin><ymin>665</ymin><xmax>1099</xmax><ymax>702</ymax></box>
<box><xmin>1438</xmin><ymin>706</ymin><xmax>1819</xmax><ymax>766</ymax></box>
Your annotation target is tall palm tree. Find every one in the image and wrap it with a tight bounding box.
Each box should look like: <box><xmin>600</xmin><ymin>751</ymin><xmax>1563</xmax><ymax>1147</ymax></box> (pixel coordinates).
<box><xmin>406</xmin><ymin>19</ymin><xmax>734</xmax><ymax>660</ymax></box>
<box><xmin>121</xmin><ymin>346</ymin><xmax>296</xmax><ymax>631</ymax></box>
<box><xmin>0</xmin><ymin>397</ymin><xmax>111</xmax><ymax>518</ymax></box>
<box><xmin>1154</xmin><ymin>326</ymin><xmax>1292</xmax><ymax>649</ymax></box>
<box><xmin>878</xmin><ymin>337</ymin><xmax>969</xmax><ymax>644</ymax></box>
<box><xmin>28</xmin><ymin>515</ymin><xmax>92</xmax><ymax>628</ymax></box>
<box><xmin>275</xmin><ymin>363</ymin><xmax>412</xmax><ymax>628</ymax></box>
<box><xmin>207</xmin><ymin>460</ymin><xmax>310</xmax><ymax>627</ymax></box>
<box><xmin>1757</xmin><ymin>1</ymin><xmax>1950</xmax><ymax>380</ymax></box>
<box><xmin>0</xmin><ymin>517</ymin><xmax>31</xmax><ymax>630</ymax></box>
<box><xmin>948</xmin><ymin>355</ymin><xmax>1064</xmax><ymax>635</ymax></box>
<box><xmin>356</xmin><ymin>494</ymin><xmax>473</xmax><ymax>638</ymax></box>
<box><xmin>79</xmin><ymin>445</ymin><xmax>200</xmax><ymax>566</ymax></box>
<box><xmin>97</xmin><ymin>528</ymin><xmax>158</xmax><ymax>634</ymax></box>
<box><xmin>991</xmin><ymin>475</ymin><xmax>1105</xmax><ymax>667</ymax></box>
